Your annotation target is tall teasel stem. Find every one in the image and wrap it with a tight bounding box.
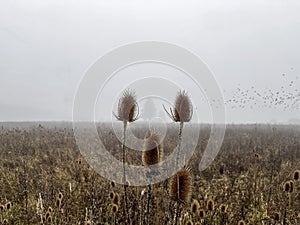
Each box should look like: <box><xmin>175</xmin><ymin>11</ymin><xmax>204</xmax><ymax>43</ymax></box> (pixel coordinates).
<box><xmin>122</xmin><ymin>121</ymin><xmax>130</xmax><ymax>224</ymax></box>
<box><xmin>113</xmin><ymin>89</ymin><xmax>139</xmax><ymax>224</ymax></box>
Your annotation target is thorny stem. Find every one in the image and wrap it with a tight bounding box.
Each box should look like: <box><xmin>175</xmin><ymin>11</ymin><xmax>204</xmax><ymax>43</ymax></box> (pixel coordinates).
<box><xmin>122</xmin><ymin>121</ymin><xmax>130</xmax><ymax>224</ymax></box>
<box><xmin>175</xmin><ymin>122</ymin><xmax>184</xmax><ymax>171</ymax></box>
<box><xmin>146</xmin><ymin>183</ymin><xmax>152</xmax><ymax>225</ymax></box>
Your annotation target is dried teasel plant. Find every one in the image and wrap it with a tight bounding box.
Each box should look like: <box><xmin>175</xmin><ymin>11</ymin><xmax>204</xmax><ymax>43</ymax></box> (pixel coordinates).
<box><xmin>113</xmin><ymin>89</ymin><xmax>139</xmax><ymax>224</ymax></box>
<box><xmin>142</xmin><ymin>132</ymin><xmax>163</xmax><ymax>225</ymax></box>
<box><xmin>164</xmin><ymin>90</ymin><xmax>193</xmax><ymax>170</ymax></box>
<box><xmin>169</xmin><ymin>167</ymin><xmax>193</xmax><ymax>225</ymax></box>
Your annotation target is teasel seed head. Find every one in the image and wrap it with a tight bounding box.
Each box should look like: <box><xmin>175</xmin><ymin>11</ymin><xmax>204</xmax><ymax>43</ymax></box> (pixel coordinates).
<box><xmin>111</xmin><ymin>203</ymin><xmax>118</xmax><ymax>214</ymax></box>
<box><xmin>57</xmin><ymin>192</ymin><xmax>63</xmax><ymax>200</ymax></box>
<box><xmin>207</xmin><ymin>199</ymin><xmax>214</xmax><ymax>211</ymax></box>
<box><xmin>114</xmin><ymin>89</ymin><xmax>139</xmax><ymax>122</ymax></box>
<box><xmin>191</xmin><ymin>199</ymin><xmax>200</xmax><ymax>215</ymax></box>
<box><xmin>185</xmin><ymin>219</ymin><xmax>193</xmax><ymax>225</ymax></box>
<box><xmin>169</xmin><ymin>167</ymin><xmax>193</xmax><ymax>204</ymax></box>
<box><xmin>142</xmin><ymin>132</ymin><xmax>163</xmax><ymax>166</ymax></box>
<box><xmin>293</xmin><ymin>170</ymin><xmax>299</xmax><ymax>181</ymax></box>
<box><xmin>164</xmin><ymin>90</ymin><xmax>193</xmax><ymax>122</ymax></box>
<box><xmin>47</xmin><ymin>206</ymin><xmax>53</xmax><ymax>213</ymax></box>
<box><xmin>6</xmin><ymin>202</ymin><xmax>11</xmax><ymax>210</ymax></box>
<box><xmin>283</xmin><ymin>181</ymin><xmax>290</xmax><ymax>192</ymax></box>
<box><xmin>199</xmin><ymin>209</ymin><xmax>205</xmax><ymax>219</ymax></box>
<box><xmin>238</xmin><ymin>220</ymin><xmax>245</xmax><ymax>225</ymax></box>
<box><xmin>113</xmin><ymin>193</ymin><xmax>120</xmax><ymax>205</ymax></box>
<box><xmin>111</xmin><ymin>180</ymin><xmax>116</xmax><ymax>188</ymax></box>
<box><xmin>109</xmin><ymin>191</ymin><xmax>115</xmax><ymax>200</ymax></box>
<box><xmin>219</xmin><ymin>204</ymin><xmax>227</xmax><ymax>213</ymax></box>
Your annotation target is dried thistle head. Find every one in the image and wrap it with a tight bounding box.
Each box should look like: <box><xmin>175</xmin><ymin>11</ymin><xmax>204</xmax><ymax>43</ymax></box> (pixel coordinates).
<box><xmin>191</xmin><ymin>199</ymin><xmax>200</xmax><ymax>215</ymax></box>
<box><xmin>169</xmin><ymin>167</ymin><xmax>193</xmax><ymax>204</ymax></box>
<box><xmin>165</xmin><ymin>90</ymin><xmax>193</xmax><ymax>122</ymax></box>
<box><xmin>293</xmin><ymin>170</ymin><xmax>299</xmax><ymax>181</ymax></box>
<box><xmin>142</xmin><ymin>132</ymin><xmax>163</xmax><ymax>166</ymax></box>
<box><xmin>219</xmin><ymin>204</ymin><xmax>227</xmax><ymax>213</ymax></box>
<box><xmin>113</xmin><ymin>193</ymin><xmax>120</xmax><ymax>205</ymax></box>
<box><xmin>109</xmin><ymin>191</ymin><xmax>115</xmax><ymax>200</ymax></box>
<box><xmin>114</xmin><ymin>89</ymin><xmax>139</xmax><ymax>123</ymax></box>
<box><xmin>199</xmin><ymin>209</ymin><xmax>205</xmax><ymax>219</ymax></box>
<box><xmin>207</xmin><ymin>199</ymin><xmax>214</xmax><ymax>211</ymax></box>
<box><xmin>238</xmin><ymin>220</ymin><xmax>245</xmax><ymax>225</ymax></box>
<box><xmin>111</xmin><ymin>203</ymin><xmax>118</xmax><ymax>214</ymax></box>
<box><xmin>283</xmin><ymin>181</ymin><xmax>290</xmax><ymax>192</ymax></box>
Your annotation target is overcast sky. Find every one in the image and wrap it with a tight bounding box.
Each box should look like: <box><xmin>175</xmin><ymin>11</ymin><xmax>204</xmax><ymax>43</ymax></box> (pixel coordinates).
<box><xmin>0</xmin><ymin>0</ymin><xmax>300</xmax><ymax>123</ymax></box>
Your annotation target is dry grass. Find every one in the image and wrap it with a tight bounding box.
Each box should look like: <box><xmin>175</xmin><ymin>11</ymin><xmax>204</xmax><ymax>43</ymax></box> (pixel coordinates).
<box><xmin>0</xmin><ymin>123</ymin><xmax>299</xmax><ymax>224</ymax></box>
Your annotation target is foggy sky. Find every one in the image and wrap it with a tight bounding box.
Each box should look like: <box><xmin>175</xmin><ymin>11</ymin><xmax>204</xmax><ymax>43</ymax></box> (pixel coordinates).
<box><xmin>0</xmin><ymin>0</ymin><xmax>300</xmax><ymax>123</ymax></box>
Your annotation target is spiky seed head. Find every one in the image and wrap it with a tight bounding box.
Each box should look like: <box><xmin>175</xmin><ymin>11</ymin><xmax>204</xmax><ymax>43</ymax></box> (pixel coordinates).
<box><xmin>116</xmin><ymin>89</ymin><xmax>138</xmax><ymax>122</ymax></box>
<box><xmin>283</xmin><ymin>181</ymin><xmax>290</xmax><ymax>192</ymax></box>
<box><xmin>47</xmin><ymin>207</ymin><xmax>53</xmax><ymax>213</ymax></box>
<box><xmin>293</xmin><ymin>170</ymin><xmax>300</xmax><ymax>181</ymax></box>
<box><xmin>109</xmin><ymin>191</ymin><xmax>115</xmax><ymax>199</ymax></box>
<box><xmin>219</xmin><ymin>204</ymin><xmax>227</xmax><ymax>213</ymax></box>
<box><xmin>191</xmin><ymin>199</ymin><xmax>200</xmax><ymax>214</ymax></box>
<box><xmin>173</xmin><ymin>90</ymin><xmax>192</xmax><ymax>122</ymax></box>
<box><xmin>142</xmin><ymin>132</ymin><xmax>163</xmax><ymax>166</ymax></box>
<box><xmin>238</xmin><ymin>220</ymin><xmax>245</xmax><ymax>225</ymax></box>
<box><xmin>113</xmin><ymin>193</ymin><xmax>120</xmax><ymax>205</ymax></box>
<box><xmin>57</xmin><ymin>192</ymin><xmax>63</xmax><ymax>200</ymax></box>
<box><xmin>199</xmin><ymin>209</ymin><xmax>205</xmax><ymax>219</ymax></box>
<box><xmin>111</xmin><ymin>181</ymin><xmax>116</xmax><ymax>188</ymax></box>
<box><xmin>169</xmin><ymin>168</ymin><xmax>193</xmax><ymax>204</ymax></box>
<box><xmin>6</xmin><ymin>202</ymin><xmax>11</xmax><ymax>210</ymax></box>
<box><xmin>207</xmin><ymin>199</ymin><xmax>214</xmax><ymax>211</ymax></box>
<box><xmin>111</xmin><ymin>203</ymin><xmax>118</xmax><ymax>214</ymax></box>
<box><xmin>185</xmin><ymin>219</ymin><xmax>193</xmax><ymax>225</ymax></box>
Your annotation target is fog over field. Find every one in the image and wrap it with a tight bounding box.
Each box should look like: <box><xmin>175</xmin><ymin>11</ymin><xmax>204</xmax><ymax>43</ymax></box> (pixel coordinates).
<box><xmin>1</xmin><ymin>0</ymin><xmax>300</xmax><ymax>123</ymax></box>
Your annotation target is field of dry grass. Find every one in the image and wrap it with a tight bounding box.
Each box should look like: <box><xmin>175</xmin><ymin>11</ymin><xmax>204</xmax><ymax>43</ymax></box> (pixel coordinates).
<box><xmin>0</xmin><ymin>123</ymin><xmax>299</xmax><ymax>225</ymax></box>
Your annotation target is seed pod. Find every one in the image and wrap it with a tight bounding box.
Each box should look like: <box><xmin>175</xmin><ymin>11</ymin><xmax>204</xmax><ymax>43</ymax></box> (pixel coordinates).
<box><xmin>207</xmin><ymin>199</ymin><xmax>214</xmax><ymax>211</ymax></box>
<box><xmin>173</xmin><ymin>91</ymin><xmax>192</xmax><ymax>122</ymax></box>
<box><xmin>169</xmin><ymin>168</ymin><xmax>193</xmax><ymax>204</ymax></box>
<box><xmin>111</xmin><ymin>204</ymin><xmax>118</xmax><ymax>214</ymax></box>
<box><xmin>142</xmin><ymin>132</ymin><xmax>163</xmax><ymax>166</ymax></box>
<box><xmin>238</xmin><ymin>220</ymin><xmax>245</xmax><ymax>225</ymax></box>
<box><xmin>219</xmin><ymin>204</ymin><xmax>227</xmax><ymax>213</ymax></box>
<box><xmin>115</xmin><ymin>89</ymin><xmax>138</xmax><ymax>122</ymax></box>
<box><xmin>191</xmin><ymin>199</ymin><xmax>200</xmax><ymax>215</ymax></box>
<box><xmin>293</xmin><ymin>170</ymin><xmax>299</xmax><ymax>181</ymax></box>
<box><xmin>199</xmin><ymin>209</ymin><xmax>205</xmax><ymax>219</ymax></box>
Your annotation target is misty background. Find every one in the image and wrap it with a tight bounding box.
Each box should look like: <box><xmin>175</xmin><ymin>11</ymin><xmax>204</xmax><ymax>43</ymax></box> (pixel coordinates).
<box><xmin>0</xmin><ymin>0</ymin><xmax>300</xmax><ymax>123</ymax></box>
